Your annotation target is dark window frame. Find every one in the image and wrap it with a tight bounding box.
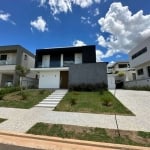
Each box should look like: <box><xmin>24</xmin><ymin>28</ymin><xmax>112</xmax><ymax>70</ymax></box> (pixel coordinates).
<box><xmin>0</xmin><ymin>55</ymin><xmax>7</xmax><ymax>60</ymax></box>
<box><xmin>137</xmin><ymin>68</ymin><xmax>144</xmax><ymax>75</ymax></box>
<box><xmin>132</xmin><ymin>47</ymin><xmax>147</xmax><ymax>60</ymax></box>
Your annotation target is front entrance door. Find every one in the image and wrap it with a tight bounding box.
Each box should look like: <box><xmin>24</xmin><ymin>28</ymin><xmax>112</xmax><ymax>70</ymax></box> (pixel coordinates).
<box><xmin>60</xmin><ymin>71</ymin><xmax>68</xmax><ymax>89</ymax></box>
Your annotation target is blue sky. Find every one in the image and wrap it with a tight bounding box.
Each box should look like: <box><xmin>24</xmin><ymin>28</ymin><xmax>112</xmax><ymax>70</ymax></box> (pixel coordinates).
<box><xmin>0</xmin><ymin>0</ymin><xmax>150</xmax><ymax>63</ymax></box>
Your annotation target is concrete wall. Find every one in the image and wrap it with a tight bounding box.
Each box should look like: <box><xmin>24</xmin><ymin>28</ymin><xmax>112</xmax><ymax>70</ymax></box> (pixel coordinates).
<box><xmin>124</xmin><ymin>78</ymin><xmax>150</xmax><ymax>87</ymax></box>
<box><xmin>107</xmin><ymin>74</ymin><xmax>116</xmax><ymax>89</ymax></box>
<box><xmin>69</xmin><ymin>63</ymin><xmax>107</xmax><ymax>86</ymax></box>
<box><xmin>39</xmin><ymin>71</ymin><xmax>60</xmax><ymax>88</ymax></box>
<box><xmin>129</xmin><ymin>37</ymin><xmax>150</xmax><ymax>68</ymax></box>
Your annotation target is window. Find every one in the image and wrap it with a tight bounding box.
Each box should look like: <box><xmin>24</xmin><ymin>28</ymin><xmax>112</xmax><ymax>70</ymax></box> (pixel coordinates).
<box><xmin>147</xmin><ymin>66</ymin><xmax>150</xmax><ymax>77</ymax></box>
<box><xmin>132</xmin><ymin>47</ymin><xmax>147</xmax><ymax>59</ymax></box>
<box><xmin>137</xmin><ymin>68</ymin><xmax>144</xmax><ymax>75</ymax></box>
<box><xmin>118</xmin><ymin>64</ymin><xmax>128</xmax><ymax>68</ymax></box>
<box><xmin>50</xmin><ymin>54</ymin><xmax>60</xmax><ymax>67</ymax></box>
<box><xmin>24</xmin><ymin>54</ymin><xmax>27</xmax><ymax>60</ymax></box>
<box><xmin>0</xmin><ymin>55</ymin><xmax>7</xmax><ymax>60</ymax></box>
<box><xmin>63</xmin><ymin>53</ymin><xmax>74</xmax><ymax>67</ymax></box>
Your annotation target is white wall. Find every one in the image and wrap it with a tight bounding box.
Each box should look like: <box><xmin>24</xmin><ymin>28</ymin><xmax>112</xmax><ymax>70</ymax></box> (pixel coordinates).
<box><xmin>39</xmin><ymin>71</ymin><xmax>60</xmax><ymax>88</ymax></box>
<box><xmin>42</xmin><ymin>55</ymin><xmax>50</xmax><ymax>67</ymax></box>
<box><xmin>129</xmin><ymin>37</ymin><xmax>150</xmax><ymax>68</ymax></box>
<box><xmin>125</xmin><ymin>78</ymin><xmax>150</xmax><ymax>87</ymax></box>
<box><xmin>107</xmin><ymin>74</ymin><xmax>116</xmax><ymax>89</ymax></box>
<box><xmin>136</xmin><ymin>62</ymin><xmax>150</xmax><ymax>79</ymax></box>
<box><xmin>75</xmin><ymin>53</ymin><xmax>82</xmax><ymax>64</ymax></box>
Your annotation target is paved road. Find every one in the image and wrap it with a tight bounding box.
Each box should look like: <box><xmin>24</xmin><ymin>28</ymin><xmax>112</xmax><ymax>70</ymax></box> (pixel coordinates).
<box><xmin>0</xmin><ymin>89</ymin><xmax>149</xmax><ymax>132</ymax></box>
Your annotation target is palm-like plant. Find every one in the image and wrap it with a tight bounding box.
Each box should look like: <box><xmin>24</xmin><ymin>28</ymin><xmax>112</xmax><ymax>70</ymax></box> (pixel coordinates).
<box><xmin>15</xmin><ymin>65</ymin><xmax>30</xmax><ymax>88</ymax></box>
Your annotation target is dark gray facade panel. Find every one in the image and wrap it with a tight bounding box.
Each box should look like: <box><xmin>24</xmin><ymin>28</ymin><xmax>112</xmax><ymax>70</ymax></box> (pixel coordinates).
<box><xmin>69</xmin><ymin>63</ymin><xmax>107</xmax><ymax>85</ymax></box>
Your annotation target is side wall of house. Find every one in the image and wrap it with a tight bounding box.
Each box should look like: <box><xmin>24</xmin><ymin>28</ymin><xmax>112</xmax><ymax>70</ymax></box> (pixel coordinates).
<box><xmin>69</xmin><ymin>63</ymin><xmax>107</xmax><ymax>86</ymax></box>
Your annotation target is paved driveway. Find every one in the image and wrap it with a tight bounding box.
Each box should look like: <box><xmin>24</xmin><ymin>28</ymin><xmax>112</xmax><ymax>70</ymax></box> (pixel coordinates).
<box><xmin>0</xmin><ymin>89</ymin><xmax>149</xmax><ymax>133</ymax></box>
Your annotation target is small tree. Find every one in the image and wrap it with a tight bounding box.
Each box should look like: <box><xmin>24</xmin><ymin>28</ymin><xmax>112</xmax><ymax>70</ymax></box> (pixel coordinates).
<box><xmin>15</xmin><ymin>65</ymin><xmax>30</xmax><ymax>88</ymax></box>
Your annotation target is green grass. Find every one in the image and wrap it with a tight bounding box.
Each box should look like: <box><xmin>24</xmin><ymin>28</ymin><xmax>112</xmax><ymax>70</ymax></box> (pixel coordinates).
<box><xmin>54</xmin><ymin>91</ymin><xmax>132</xmax><ymax>115</ymax></box>
<box><xmin>27</xmin><ymin>123</ymin><xmax>150</xmax><ymax>147</ymax></box>
<box><xmin>138</xmin><ymin>131</ymin><xmax>150</xmax><ymax>138</ymax></box>
<box><xmin>0</xmin><ymin>89</ymin><xmax>52</xmax><ymax>109</ymax></box>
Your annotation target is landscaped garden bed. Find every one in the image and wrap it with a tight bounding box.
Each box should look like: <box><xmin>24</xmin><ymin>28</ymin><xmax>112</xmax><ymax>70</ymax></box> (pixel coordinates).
<box><xmin>0</xmin><ymin>88</ymin><xmax>52</xmax><ymax>109</ymax></box>
<box><xmin>54</xmin><ymin>90</ymin><xmax>133</xmax><ymax>115</ymax></box>
<box><xmin>27</xmin><ymin>122</ymin><xmax>150</xmax><ymax>147</ymax></box>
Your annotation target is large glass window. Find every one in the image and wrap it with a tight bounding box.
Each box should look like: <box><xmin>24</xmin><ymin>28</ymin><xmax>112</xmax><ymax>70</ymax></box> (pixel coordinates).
<box><xmin>50</xmin><ymin>54</ymin><xmax>60</xmax><ymax>67</ymax></box>
<box><xmin>137</xmin><ymin>68</ymin><xmax>144</xmax><ymax>75</ymax></box>
<box><xmin>0</xmin><ymin>55</ymin><xmax>7</xmax><ymax>60</ymax></box>
<box><xmin>63</xmin><ymin>53</ymin><xmax>74</xmax><ymax>67</ymax></box>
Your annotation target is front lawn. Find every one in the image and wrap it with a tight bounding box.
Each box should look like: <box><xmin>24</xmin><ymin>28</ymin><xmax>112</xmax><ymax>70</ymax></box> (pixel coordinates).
<box><xmin>54</xmin><ymin>91</ymin><xmax>132</xmax><ymax>115</ymax></box>
<box><xmin>0</xmin><ymin>89</ymin><xmax>52</xmax><ymax>109</ymax></box>
<box><xmin>27</xmin><ymin>123</ymin><xmax>150</xmax><ymax>147</ymax></box>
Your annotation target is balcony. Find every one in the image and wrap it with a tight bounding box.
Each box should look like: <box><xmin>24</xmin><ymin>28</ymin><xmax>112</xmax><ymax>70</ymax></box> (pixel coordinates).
<box><xmin>0</xmin><ymin>60</ymin><xmax>16</xmax><ymax>65</ymax></box>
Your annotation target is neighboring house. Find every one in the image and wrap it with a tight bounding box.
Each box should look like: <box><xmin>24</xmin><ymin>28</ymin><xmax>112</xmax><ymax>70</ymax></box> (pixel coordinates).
<box><xmin>31</xmin><ymin>45</ymin><xmax>108</xmax><ymax>89</ymax></box>
<box><xmin>107</xmin><ymin>61</ymin><xmax>135</xmax><ymax>89</ymax></box>
<box><xmin>0</xmin><ymin>45</ymin><xmax>35</xmax><ymax>87</ymax></box>
<box><xmin>125</xmin><ymin>37</ymin><xmax>150</xmax><ymax>88</ymax></box>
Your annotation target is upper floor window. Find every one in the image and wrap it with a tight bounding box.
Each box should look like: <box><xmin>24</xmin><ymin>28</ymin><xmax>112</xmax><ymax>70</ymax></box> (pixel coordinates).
<box><xmin>0</xmin><ymin>55</ymin><xmax>7</xmax><ymax>60</ymax></box>
<box><xmin>50</xmin><ymin>54</ymin><xmax>60</xmax><ymax>67</ymax></box>
<box><xmin>137</xmin><ymin>68</ymin><xmax>144</xmax><ymax>75</ymax></box>
<box><xmin>24</xmin><ymin>54</ymin><xmax>27</xmax><ymax>60</ymax></box>
<box><xmin>63</xmin><ymin>53</ymin><xmax>74</xmax><ymax>67</ymax></box>
<box><xmin>118</xmin><ymin>64</ymin><xmax>128</xmax><ymax>68</ymax></box>
<box><xmin>132</xmin><ymin>47</ymin><xmax>147</xmax><ymax>60</ymax></box>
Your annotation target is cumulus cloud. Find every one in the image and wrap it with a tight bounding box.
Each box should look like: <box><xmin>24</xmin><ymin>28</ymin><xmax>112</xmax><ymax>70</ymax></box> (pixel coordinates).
<box><xmin>97</xmin><ymin>2</ymin><xmax>150</xmax><ymax>58</ymax></box>
<box><xmin>0</xmin><ymin>11</ymin><xmax>16</xmax><ymax>25</ymax></box>
<box><xmin>73</xmin><ymin>40</ymin><xmax>104</xmax><ymax>62</ymax></box>
<box><xmin>39</xmin><ymin>0</ymin><xmax>100</xmax><ymax>15</ymax></box>
<box><xmin>73</xmin><ymin>40</ymin><xmax>86</xmax><ymax>46</ymax></box>
<box><xmin>30</xmin><ymin>16</ymin><xmax>48</xmax><ymax>32</ymax></box>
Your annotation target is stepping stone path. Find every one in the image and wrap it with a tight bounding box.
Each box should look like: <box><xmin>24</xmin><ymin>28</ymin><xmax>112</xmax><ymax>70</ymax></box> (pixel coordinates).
<box><xmin>36</xmin><ymin>89</ymin><xmax>68</xmax><ymax>109</ymax></box>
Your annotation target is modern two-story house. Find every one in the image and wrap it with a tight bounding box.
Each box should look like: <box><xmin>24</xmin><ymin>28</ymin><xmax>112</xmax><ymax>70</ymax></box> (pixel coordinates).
<box><xmin>31</xmin><ymin>45</ymin><xmax>107</xmax><ymax>89</ymax></box>
<box><xmin>0</xmin><ymin>45</ymin><xmax>35</xmax><ymax>87</ymax></box>
<box><xmin>125</xmin><ymin>37</ymin><xmax>150</xmax><ymax>88</ymax></box>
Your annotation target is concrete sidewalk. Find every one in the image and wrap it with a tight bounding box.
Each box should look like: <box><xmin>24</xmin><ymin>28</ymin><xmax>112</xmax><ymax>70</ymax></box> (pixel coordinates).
<box><xmin>0</xmin><ymin>89</ymin><xmax>149</xmax><ymax>133</ymax></box>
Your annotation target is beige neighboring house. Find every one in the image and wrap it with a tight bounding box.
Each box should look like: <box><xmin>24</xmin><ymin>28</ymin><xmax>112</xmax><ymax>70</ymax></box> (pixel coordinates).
<box><xmin>107</xmin><ymin>61</ymin><xmax>135</xmax><ymax>89</ymax></box>
<box><xmin>0</xmin><ymin>45</ymin><xmax>35</xmax><ymax>87</ymax></box>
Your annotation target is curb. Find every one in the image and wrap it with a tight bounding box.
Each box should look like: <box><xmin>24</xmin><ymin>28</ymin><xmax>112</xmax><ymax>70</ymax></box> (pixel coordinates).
<box><xmin>0</xmin><ymin>130</ymin><xmax>149</xmax><ymax>150</ymax></box>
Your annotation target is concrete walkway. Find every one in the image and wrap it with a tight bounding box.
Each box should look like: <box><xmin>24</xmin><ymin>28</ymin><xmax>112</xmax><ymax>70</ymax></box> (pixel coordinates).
<box><xmin>36</xmin><ymin>89</ymin><xmax>68</xmax><ymax>108</ymax></box>
<box><xmin>0</xmin><ymin>89</ymin><xmax>149</xmax><ymax>133</ymax></box>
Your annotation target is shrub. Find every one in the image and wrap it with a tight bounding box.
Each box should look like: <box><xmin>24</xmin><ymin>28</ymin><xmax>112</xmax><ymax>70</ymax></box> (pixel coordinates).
<box><xmin>70</xmin><ymin>98</ymin><xmax>77</xmax><ymax>106</ymax></box>
<box><xmin>117</xmin><ymin>72</ymin><xmax>125</xmax><ymax>77</ymax></box>
<box><xmin>101</xmin><ymin>96</ymin><xmax>113</xmax><ymax>107</ymax></box>
<box><xmin>20</xmin><ymin>92</ymin><xmax>27</xmax><ymax>100</ymax></box>
<box><xmin>69</xmin><ymin>83</ymin><xmax>108</xmax><ymax>91</ymax></box>
<box><xmin>39</xmin><ymin>90</ymin><xmax>45</xmax><ymax>95</ymax></box>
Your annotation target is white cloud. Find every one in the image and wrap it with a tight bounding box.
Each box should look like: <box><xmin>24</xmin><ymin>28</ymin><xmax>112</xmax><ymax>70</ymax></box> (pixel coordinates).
<box><xmin>97</xmin><ymin>2</ymin><xmax>150</xmax><ymax>58</ymax></box>
<box><xmin>73</xmin><ymin>40</ymin><xmax>104</xmax><ymax>62</ymax></box>
<box><xmin>116</xmin><ymin>54</ymin><xmax>121</xmax><ymax>58</ymax></box>
<box><xmin>94</xmin><ymin>8</ymin><xmax>100</xmax><ymax>16</ymax></box>
<box><xmin>39</xmin><ymin>0</ymin><xmax>47</xmax><ymax>6</ymax></box>
<box><xmin>38</xmin><ymin>0</ymin><xmax>101</xmax><ymax>15</ymax></box>
<box><xmin>73</xmin><ymin>40</ymin><xmax>86</xmax><ymax>46</ymax></box>
<box><xmin>0</xmin><ymin>12</ymin><xmax>10</xmax><ymax>21</ymax></box>
<box><xmin>30</xmin><ymin>16</ymin><xmax>48</xmax><ymax>32</ymax></box>
<box><xmin>96</xmin><ymin>50</ymin><xmax>104</xmax><ymax>62</ymax></box>
<box><xmin>81</xmin><ymin>16</ymin><xmax>91</xmax><ymax>24</ymax></box>
<box><xmin>0</xmin><ymin>11</ymin><xmax>16</xmax><ymax>25</ymax></box>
